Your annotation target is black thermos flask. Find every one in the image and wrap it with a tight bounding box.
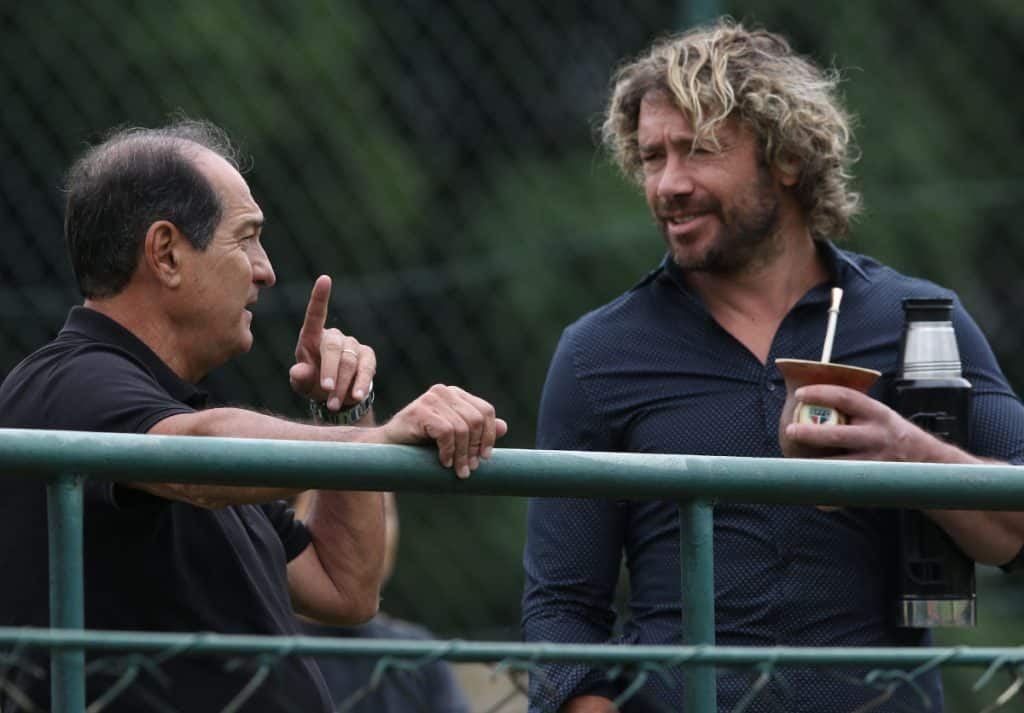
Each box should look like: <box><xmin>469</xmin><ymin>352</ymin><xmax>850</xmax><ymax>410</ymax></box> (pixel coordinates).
<box><xmin>890</xmin><ymin>298</ymin><xmax>976</xmax><ymax>627</ymax></box>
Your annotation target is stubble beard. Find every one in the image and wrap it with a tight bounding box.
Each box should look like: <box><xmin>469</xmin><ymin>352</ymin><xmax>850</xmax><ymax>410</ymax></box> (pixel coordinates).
<box><xmin>664</xmin><ymin>169</ymin><xmax>783</xmax><ymax>276</ymax></box>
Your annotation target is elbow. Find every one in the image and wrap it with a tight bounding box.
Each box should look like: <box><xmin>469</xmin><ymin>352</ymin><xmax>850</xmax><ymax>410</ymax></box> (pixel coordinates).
<box><xmin>125</xmin><ymin>482</ymin><xmax>233</xmax><ymax>510</ymax></box>
<box><xmin>981</xmin><ymin>534</ymin><xmax>1024</xmax><ymax>568</ymax></box>
<box><xmin>320</xmin><ymin>588</ymin><xmax>380</xmax><ymax>627</ymax></box>
<box><xmin>343</xmin><ymin>593</ymin><xmax>381</xmax><ymax>626</ymax></box>
<box><xmin>321</xmin><ymin>569</ymin><xmax>383</xmax><ymax>626</ymax></box>
<box><xmin>340</xmin><ymin>574</ymin><xmax>383</xmax><ymax>625</ymax></box>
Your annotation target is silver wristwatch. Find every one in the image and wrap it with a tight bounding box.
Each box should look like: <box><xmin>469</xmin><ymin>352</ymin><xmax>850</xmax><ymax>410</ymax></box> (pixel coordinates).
<box><xmin>309</xmin><ymin>383</ymin><xmax>375</xmax><ymax>426</ymax></box>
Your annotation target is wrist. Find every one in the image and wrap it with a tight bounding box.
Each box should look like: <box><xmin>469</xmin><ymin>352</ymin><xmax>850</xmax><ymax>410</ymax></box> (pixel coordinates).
<box><xmin>310</xmin><ymin>382</ymin><xmax>375</xmax><ymax>425</ymax></box>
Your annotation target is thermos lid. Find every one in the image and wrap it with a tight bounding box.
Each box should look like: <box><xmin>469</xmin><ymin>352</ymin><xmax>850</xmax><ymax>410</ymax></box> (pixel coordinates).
<box><xmin>902</xmin><ymin>297</ymin><xmax>954</xmax><ymax>323</ymax></box>
<box><xmin>899</xmin><ymin>298</ymin><xmax>964</xmax><ymax>380</ymax></box>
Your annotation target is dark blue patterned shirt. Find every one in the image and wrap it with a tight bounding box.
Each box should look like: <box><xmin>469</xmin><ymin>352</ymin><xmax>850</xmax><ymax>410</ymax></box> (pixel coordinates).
<box><xmin>522</xmin><ymin>243</ymin><xmax>1024</xmax><ymax>713</ymax></box>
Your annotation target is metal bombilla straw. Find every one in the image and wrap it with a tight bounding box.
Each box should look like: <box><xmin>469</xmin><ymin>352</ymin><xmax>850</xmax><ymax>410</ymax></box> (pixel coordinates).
<box><xmin>820</xmin><ymin>287</ymin><xmax>843</xmax><ymax>364</ymax></box>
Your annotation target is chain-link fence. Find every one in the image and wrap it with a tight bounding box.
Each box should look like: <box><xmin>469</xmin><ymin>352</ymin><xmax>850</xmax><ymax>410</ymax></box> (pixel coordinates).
<box><xmin>5</xmin><ymin>629</ymin><xmax>1024</xmax><ymax>712</ymax></box>
<box><xmin>3</xmin><ymin>1</ymin><xmax>1024</xmax><ymax>710</ymax></box>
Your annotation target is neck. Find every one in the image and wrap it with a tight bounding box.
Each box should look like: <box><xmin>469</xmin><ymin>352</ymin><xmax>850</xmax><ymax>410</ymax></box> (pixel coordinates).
<box><xmin>682</xmin><ymin>226</ymin><xmax>829</xmax><ymax>365</ymax></box>
<box><xmin>84</xmin><ymin>290</ymin><xmax>206</xmax><ymax>383</ymax></box>
<box><xmin>685</xmin><ymin>227</ymin><xmax>828</xmax><ymax>323</ymax></box>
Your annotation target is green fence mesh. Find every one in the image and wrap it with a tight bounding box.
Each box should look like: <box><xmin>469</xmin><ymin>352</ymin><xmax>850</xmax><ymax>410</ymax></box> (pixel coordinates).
<box><xmin>5</xmin><ymin>630</ymin><xmax>1024</xmax><ymax>712</ymax></box>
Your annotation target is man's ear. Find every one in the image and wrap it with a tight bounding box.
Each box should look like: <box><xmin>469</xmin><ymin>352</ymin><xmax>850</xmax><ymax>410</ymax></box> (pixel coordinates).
<box><xmin>773</xmin><ymin>153</ymin><xmax>801</xmax><ymax>187</ymax></box>
<box><xmin>143</xmin><ymin>220</ymin><xmax>186</xmax><ymax>288</ymax></box>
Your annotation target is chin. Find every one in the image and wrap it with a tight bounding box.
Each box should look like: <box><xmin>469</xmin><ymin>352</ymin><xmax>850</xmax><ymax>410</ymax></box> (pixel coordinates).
<box><xmin>670</xmin><ymin>245</ymin><xmax>715</xmax><ymax>271</ymax></box>
<box><xmin>232</xmin><ymin>327</ymin><xmax>255</xmax><ymax>356</ymax></box>
<box><xmin>665</xmin><ymin>231</ymin><xmax>712</xmax><ymax>268</ymax></box>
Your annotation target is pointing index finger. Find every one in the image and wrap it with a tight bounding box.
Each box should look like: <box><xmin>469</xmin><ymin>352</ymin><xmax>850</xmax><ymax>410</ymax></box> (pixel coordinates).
<box><xmin>300</xmin><ymin>275</ymin><xmax>332</xmax><ymax>344</ymax></box>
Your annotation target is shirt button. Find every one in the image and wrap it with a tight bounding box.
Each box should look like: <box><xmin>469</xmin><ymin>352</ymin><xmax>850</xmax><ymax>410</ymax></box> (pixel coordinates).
<box><xmin>766</xmin><ymin>382</ymin><xmax>776</xmax><ymax>392</ymax></box>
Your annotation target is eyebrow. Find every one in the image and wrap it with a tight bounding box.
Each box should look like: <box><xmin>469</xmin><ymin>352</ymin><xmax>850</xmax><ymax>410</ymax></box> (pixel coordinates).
<box><xmin>639</xmin><ymin>134</ymin><xmax>696</xmax><ymax>153</ymax></box>
<box><xmin>236</xmin><ymin>217</ymin><xmax>264</xmax><ymax>233</ymax></box>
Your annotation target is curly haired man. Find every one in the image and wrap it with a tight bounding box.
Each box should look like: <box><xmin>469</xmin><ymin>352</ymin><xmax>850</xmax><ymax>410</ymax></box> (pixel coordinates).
<box><xmin>522</xmin><ymin>20</ymin><xmax>1024</xmax><ymax>713</ymax></box>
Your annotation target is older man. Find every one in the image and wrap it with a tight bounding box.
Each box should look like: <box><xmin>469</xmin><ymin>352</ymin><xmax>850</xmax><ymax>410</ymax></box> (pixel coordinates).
<box><xmin>0</xmin><ymin>120</ymin><xmax>505</xmax><ymax>712</ymax></box>
<box><xmin>522</xmin><ymin>20</ymin><xmax>1024</xmax><ymax>713</ymax></box>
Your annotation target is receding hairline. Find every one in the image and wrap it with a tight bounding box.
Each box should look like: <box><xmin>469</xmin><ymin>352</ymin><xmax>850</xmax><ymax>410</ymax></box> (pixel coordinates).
<box><xmin>78</xmin><ymin>119</ymin><xmax>243</xmax><ymax>175</ymax></box>
<box><xmin>185</xmin><ymin>147</ymin><xmax>266</xmax><ymax>241</ymax></box>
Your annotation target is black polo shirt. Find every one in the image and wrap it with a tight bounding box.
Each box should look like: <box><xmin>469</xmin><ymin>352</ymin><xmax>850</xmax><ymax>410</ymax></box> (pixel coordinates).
<box><xmin>0</xmin><ymin>307</ymin><xmax>332</xmax><ymax>712</ymax></box>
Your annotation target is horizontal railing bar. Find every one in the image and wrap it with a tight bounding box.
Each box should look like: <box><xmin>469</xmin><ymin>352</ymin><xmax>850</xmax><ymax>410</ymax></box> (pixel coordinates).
<box><xmin>1</xmin><ymin>428</ymin><xmax>1023</xmax><ymax>508</ymax></box>
<box><xmin>1</xmin><ymin>628</ymin><xmax>1022</xmax><ymax>667</ymax></box>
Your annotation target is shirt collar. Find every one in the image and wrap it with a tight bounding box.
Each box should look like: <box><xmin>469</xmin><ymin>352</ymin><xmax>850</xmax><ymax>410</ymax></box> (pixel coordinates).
<box><xmin>61</xmin><ymin>306</ymin><xmax>208</xmax><ymax>408</ymax></box>
<box><xmin>819</xmin><ymin>240</ymin><xmax>871</xmax><ymax>284</ymax></box>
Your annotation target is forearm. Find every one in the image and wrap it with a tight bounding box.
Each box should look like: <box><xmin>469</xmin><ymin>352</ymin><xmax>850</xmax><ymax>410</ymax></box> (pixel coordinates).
<box><xmin>916</xmin><ymin>441</ymin><xmax>1024</xmax><ymax>564</ymax></box>
<box><xmin>137</xmin><ymin>407</ymin><xmax>383</xmax><ymax>509</ymax></box>
<box><xmin>157</xmin><ymin>406</ymin><xmax>379</xmax><ymax>442</ymax></box>
<box><xmin>300</xmin><ymin>489</ymin><xmax>386</xmax><ymax>624</ymax></box>
<box><xmin>924</xmin><ymin>507</ymin><xmax>1024</xmax><ymax>565</ymax></box>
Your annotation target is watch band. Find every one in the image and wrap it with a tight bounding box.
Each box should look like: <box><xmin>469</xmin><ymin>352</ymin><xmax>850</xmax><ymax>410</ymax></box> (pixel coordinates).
<box><xmin>309</xmin><ymin>383</ymin><xmax>375</xmax><ymax>426</ymax></box>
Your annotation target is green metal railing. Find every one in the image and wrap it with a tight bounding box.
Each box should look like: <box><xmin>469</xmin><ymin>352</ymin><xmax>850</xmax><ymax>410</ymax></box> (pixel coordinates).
<box><xmin>3</xmin><ymin>427</ymin><xmax>1024</xmax><ymax>712</ymax></box>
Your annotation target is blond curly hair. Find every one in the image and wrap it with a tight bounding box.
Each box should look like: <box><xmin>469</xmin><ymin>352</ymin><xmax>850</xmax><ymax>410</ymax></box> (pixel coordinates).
<box><xmin>601</xmin><ymin>20</ymin><xmax>861</xmax><ymax>240</ymax></box>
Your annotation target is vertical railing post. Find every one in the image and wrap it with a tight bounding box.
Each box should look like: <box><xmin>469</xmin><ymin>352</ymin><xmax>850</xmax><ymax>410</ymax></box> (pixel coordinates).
<box><xmin>47</xmin><ymin>473</ymin><xmax>86</xmax><ymax>713</ymax></box>
<box><xmin>679</xmin><ymin>499</ymin><xmax>715</xmax><ymax>712</ymax></box>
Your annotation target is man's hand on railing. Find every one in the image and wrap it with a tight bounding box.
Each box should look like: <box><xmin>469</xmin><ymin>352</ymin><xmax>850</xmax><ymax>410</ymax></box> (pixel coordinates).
<box><xmin>367</xmin><ymin>384</ymin><xmax>508</xmax><ymax>479</ymax></box>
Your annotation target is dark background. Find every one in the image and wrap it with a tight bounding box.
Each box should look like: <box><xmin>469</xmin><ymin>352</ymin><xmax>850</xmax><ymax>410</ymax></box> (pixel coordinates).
<box><xmin>2</xmin><ymin>2</ymin><xmax>1023</xmax><ymax>708</ymax></box>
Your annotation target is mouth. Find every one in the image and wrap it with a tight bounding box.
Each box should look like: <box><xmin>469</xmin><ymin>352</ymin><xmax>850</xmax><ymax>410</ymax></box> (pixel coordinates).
<box><xmin>660</xmin><ymin>212</ymin><xmax>709</xmax><ymax>237</ymax></box>
<box><xmin>664</xmin><ymin>214</ymin><xmax>702</xmax><ymax>226</ymax></box>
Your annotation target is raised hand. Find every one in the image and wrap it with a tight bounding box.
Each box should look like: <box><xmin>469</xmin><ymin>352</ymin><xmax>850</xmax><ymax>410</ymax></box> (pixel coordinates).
<box><xmin>289</xmin><ymin>275</ymin><xmax>376</xmax><ymax>411</ymax></box>
<box><xmin>379</xmin><ymin>384</ymin><xmax>509</xmax><ymax>478</ymax></box>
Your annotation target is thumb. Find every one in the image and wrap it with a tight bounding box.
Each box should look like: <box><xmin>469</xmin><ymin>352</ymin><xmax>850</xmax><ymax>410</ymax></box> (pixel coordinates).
<box><xmin>495</xmin><ymin>419</ymin><xmax>509</xmax><ymax>438</ymax></box>
<box><xmin>289</xmin><ymin>362</ymin><xmax>317</xmax><ymax>388</ymax></box>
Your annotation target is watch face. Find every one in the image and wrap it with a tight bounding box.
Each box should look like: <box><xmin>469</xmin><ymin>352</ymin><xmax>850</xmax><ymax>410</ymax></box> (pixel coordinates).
<box><xmin>310</xmin><ymin>388</ymin><xmax>374</xmax><ymax>425</ymax></box>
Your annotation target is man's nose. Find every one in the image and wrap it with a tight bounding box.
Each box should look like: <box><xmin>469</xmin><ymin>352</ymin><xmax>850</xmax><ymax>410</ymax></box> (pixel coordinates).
<box><xmin>657</xmin><ymin>153</ymin><xmax>695</xmax><ymax>201</ymax></box>
<box><xmin>252</xmin><ymin>243</ymin><xmax>276</xmax><ymax>288</ymax></box>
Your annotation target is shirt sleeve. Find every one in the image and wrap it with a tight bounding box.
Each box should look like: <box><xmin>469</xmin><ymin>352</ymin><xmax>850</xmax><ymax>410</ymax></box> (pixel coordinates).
<box><xmin>952</xmin><ymin>297</ymin><xmax>1024</xmax><ymax>464</ymax></box>
<box><xmin>37</xmin><ymin>346</ymin><xmax>196</xmax><ymax>510</ymax></box>
<box><xmin>41</xmin><ymin>346</ymin><xmax>196</xmax><ymax>435</ymax></box>
<box><xmin>260</xmin><ymin>501</ymin><xmax>312</xmax><ymax>562</ymax></box>
<box><xmin>523</xmin><ymin>327</ymin><xmax>628</xmax><ymax>711</ymax></box>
